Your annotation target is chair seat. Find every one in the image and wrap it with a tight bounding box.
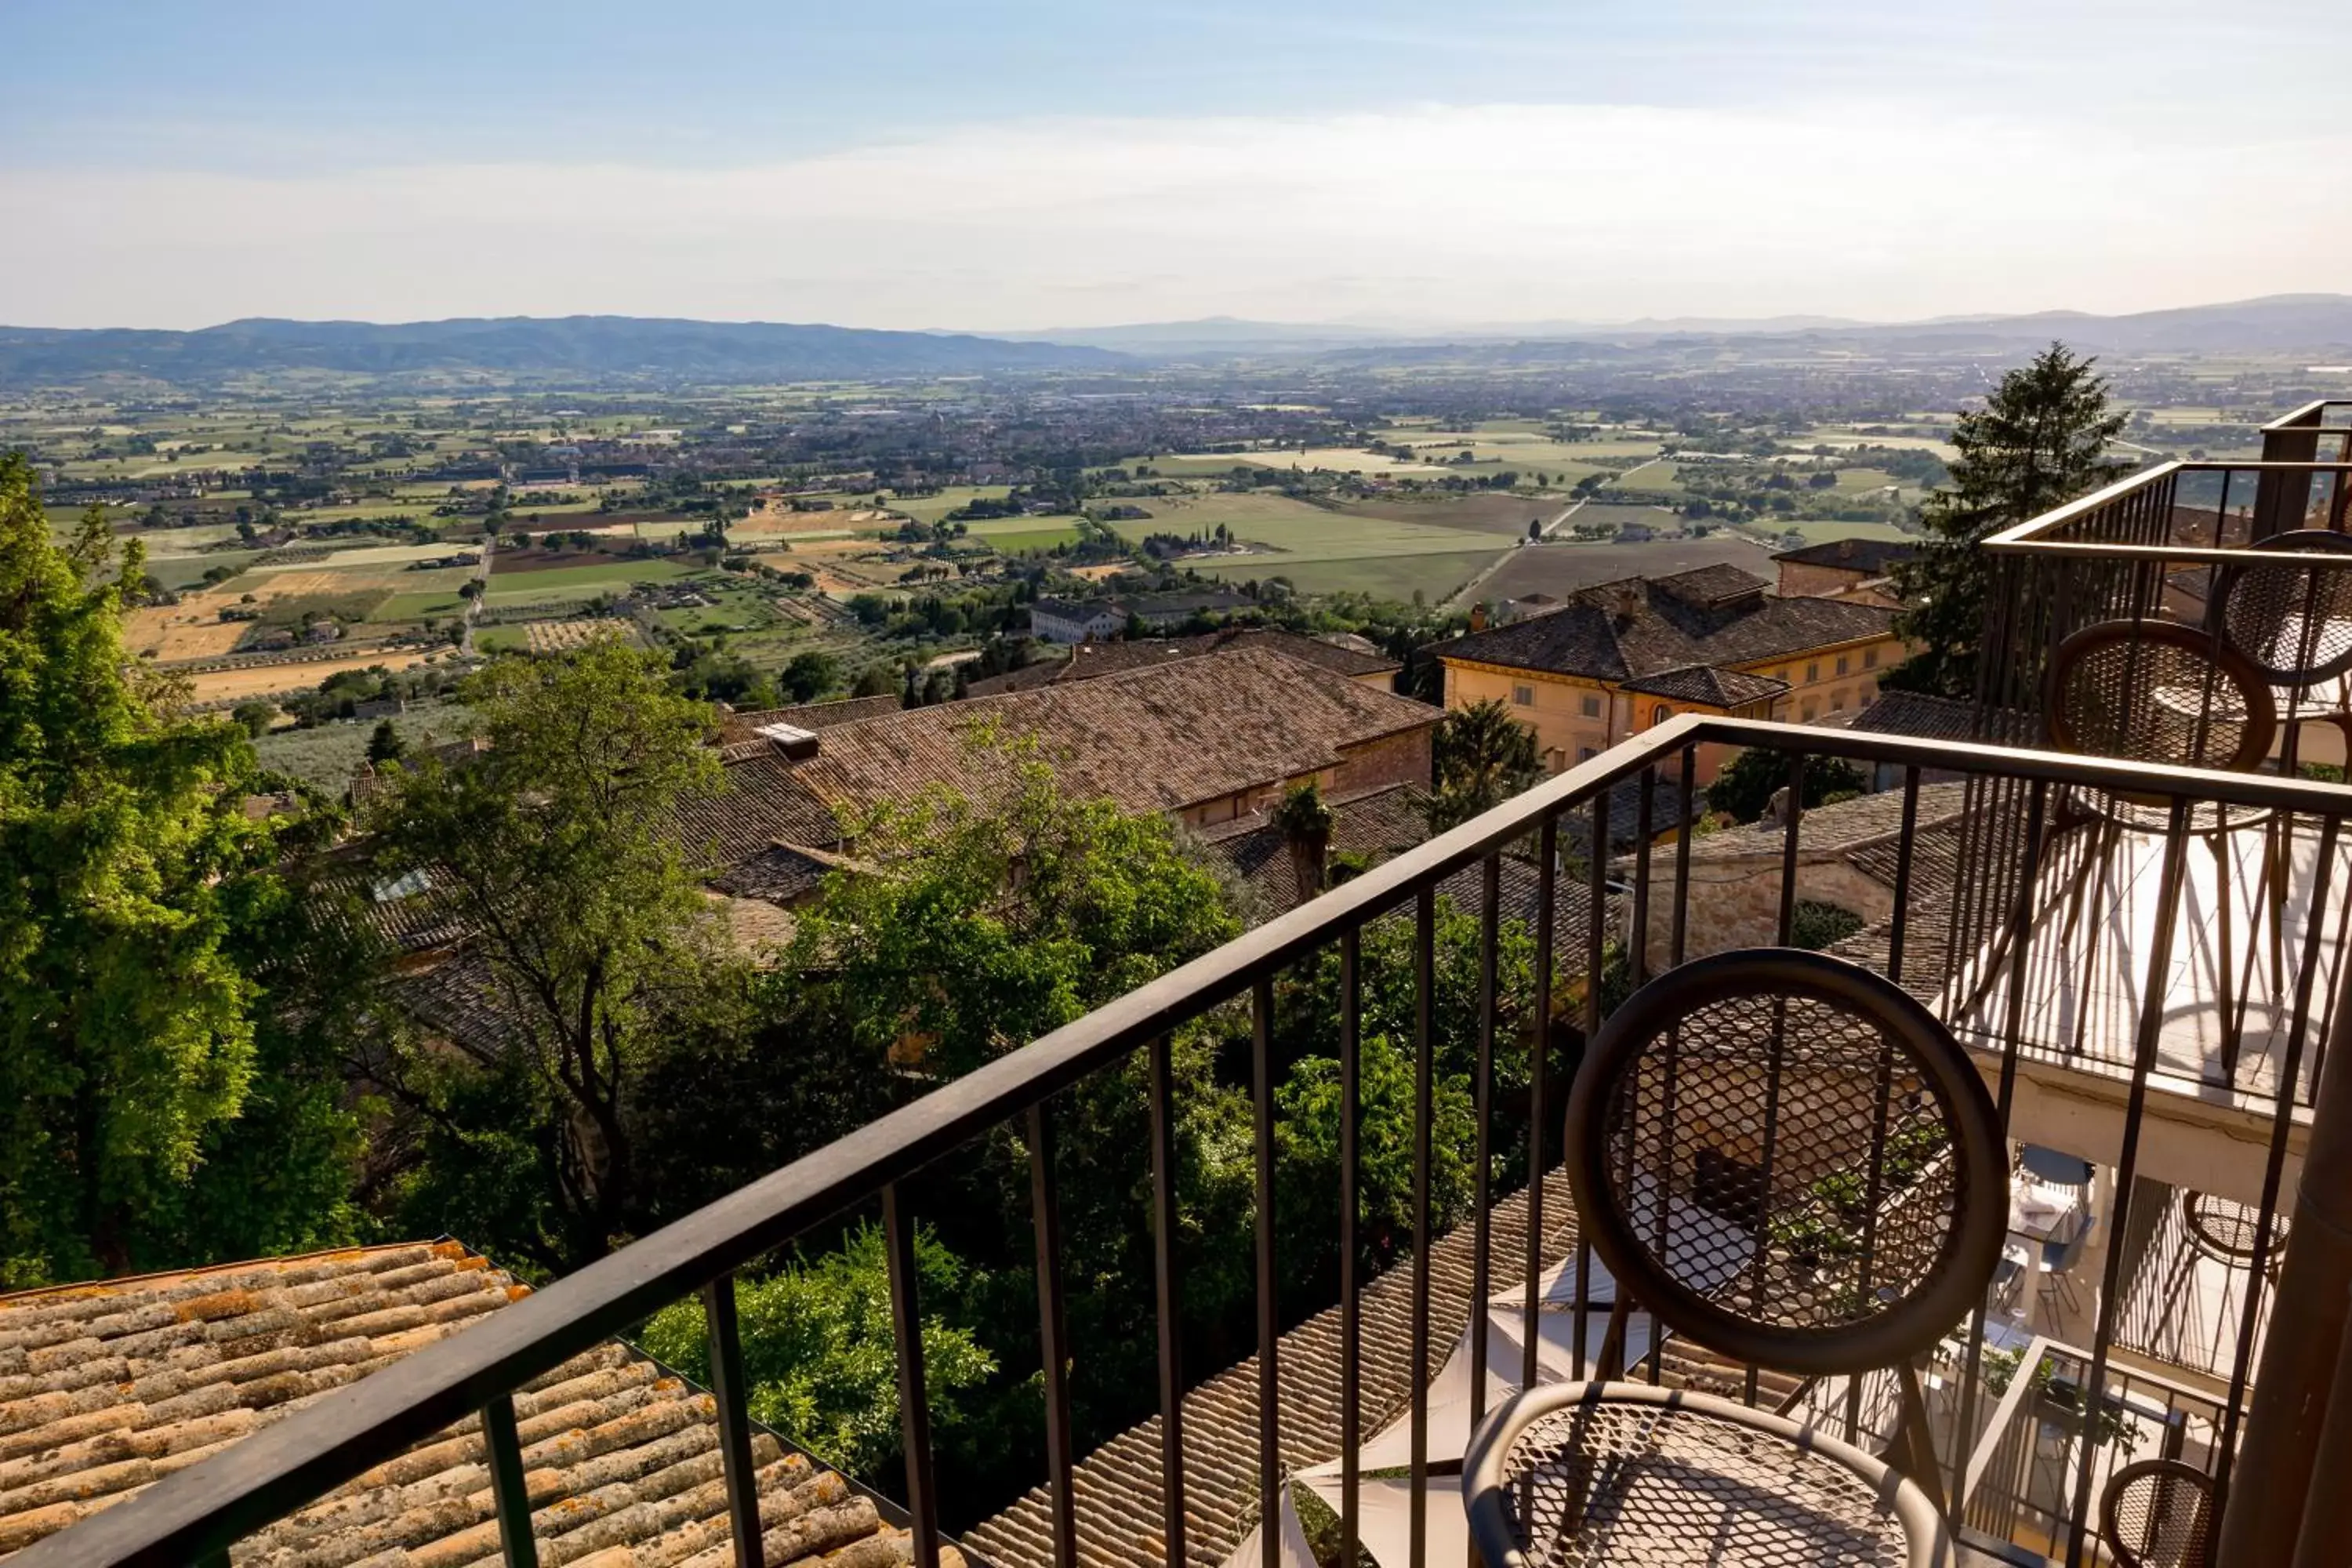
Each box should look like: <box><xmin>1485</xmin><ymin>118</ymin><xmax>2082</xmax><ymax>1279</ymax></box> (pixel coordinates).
<box><xmin>1463</xmin><ymin>1381</ymin><xmax>1948</xmax><ymax>1567</ymax></box>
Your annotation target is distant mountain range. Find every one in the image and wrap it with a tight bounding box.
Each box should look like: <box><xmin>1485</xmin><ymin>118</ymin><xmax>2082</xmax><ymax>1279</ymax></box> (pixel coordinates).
<box><xmin>1006</xmin><ymin>295</ymin><xmax>2352</xmax><ymax>357</ymax></box>
<box><xmin>0</xmin><ymin>314</ymin><xmax>1123</xmax><ymax>387</ymax></box>
<box><xmin>4</xmin><ymin>295</ymin><xmax>2347</xmax><ymax>387</ymax></box>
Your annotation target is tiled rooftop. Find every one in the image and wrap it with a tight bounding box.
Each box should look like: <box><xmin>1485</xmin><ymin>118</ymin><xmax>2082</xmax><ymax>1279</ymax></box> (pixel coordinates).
<box><xmin>0</xmin><ymin>1243</ymin><xmax>927</xmax><ymax>1567</ymax></box>
<box><xmin>1436</xmin><ymin>572</ymin><xmax>1895</xmax><ymax>686</ymax></box>
<box><xmin>783</xmin><ymin>646</ymin><xmax>1437</xmax><ymax>824</ymax></box>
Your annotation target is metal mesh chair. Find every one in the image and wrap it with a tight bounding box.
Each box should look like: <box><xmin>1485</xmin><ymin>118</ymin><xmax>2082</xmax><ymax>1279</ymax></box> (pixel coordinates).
<box><xmin>2043</xmin><ymin>619</ymin><xmax>2277</xmax><ymax>834</ymax></box>
<box><xmin>2100</xmin><ymin>1458</ymin><xmax>2216</xmax><ymax>1568</ymax></box>
<box><xmin>2219</xmin><ymin>528</ymin><xmax>2352</xmax><ymax>685</ymax></box>
<box><xmin>1463</xmin><ymin>949</ymin><xmax>2005</xmax><ymax>1567</ymax></box>
<box><xmin>2181</xmin><ymin>1190</ymin><xmax>2288</xmax><ymax>1271</ymax></box>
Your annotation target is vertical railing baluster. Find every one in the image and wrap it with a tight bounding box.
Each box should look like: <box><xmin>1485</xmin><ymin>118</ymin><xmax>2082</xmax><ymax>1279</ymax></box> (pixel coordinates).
<box><xmin>1148</xmin><ymin>1035</ymin><xmax>1188</xmax><ymax>1568</ymax></box>
<box><xmin>1028</xmin><ymin>1102</ymin><xmax>1078</xmax><ymax>1568</ymax></box>
<box><xmin>1525</xmin><ymin>815</ymin><xmax>1558</xmax><ymax>1388</ymax></box>
<box><xmin>2062</xmin><ymin>799</ymin><xmax>2194</xmax><ymax>1568</ymax></box>
<box><xmin>1409</xmin><ymin>888</ymin><xmax>1435</xmax><ymax>1568</ymax></box>
<box><xmin>1746</xmin><ymin>749</ymin><xmax>1803</xmax><ymax>1409</ymax></box>
<box><xmin>701</xmin><ymin>1276</ymin><xmax>765</xmax><ymax>1568</ymax></box>
<box><xmin>1251</xmin><ymin>977</ymin><xmax>1280</xmax><ymax>1568</ymax></box>
<box><xmin>1952</xmin><ymin>777</ymin><xmax>2045</xmax><ymax>1495</ymax></box>
<box><xmin>1574</xmin><ymin>789</ymin><xmax>1610</xmax><ymax>1380</ymax></box>
<box><xmin>1631</xmin><ymin>766</ymin><xmax>1655</xmax><ymax>989</ymax></box>
<box><xmin>1338</xmin><ymin>930</ymin><xmax>1362</xmax><ymax>1568</ymax></box>
<box><xmin>2214</xmin><ymin>815</ymin><xmax>2339</xmax><ymax>1513</ymax></box>
<box><xmin>482</xmin><ymin>1392</ymin><xmax>539</xmax><ymax>1568</ymax></box>
<box><xmin>883</xmin><ymin>1183</ymin><xmax>942</xmax><ymax>1568</ymax></box>
<box><xmin>1671</xmin><ymin>747</ymin><xmax>1695</xmax><ymax>968</ymax></box>
<box><xmin>1775</xmin><ymin>749</ymin><xmax>1803</xmax><ymax>946</ymax></box>
<box><xmin>1467</xmin><ymin>859</ymin><xmax>1500</xmax><ymax>1428</ymax></box>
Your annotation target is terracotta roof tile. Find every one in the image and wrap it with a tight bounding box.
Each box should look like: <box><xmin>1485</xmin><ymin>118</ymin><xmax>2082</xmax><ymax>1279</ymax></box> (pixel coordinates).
<box><xmin>716</xmin><ymin>697</ymin><xmax>903</xmax><ymax>746</ymax></box>
<box><xmin>1438</xmin><ymin>575</ymin><xmax>1896</xmax><ymax>686</ymax></box>
<box><xmin>0</xmin><ymin>1245</ymin><xmax>931</xmax><ymax>1567</ymax></box>
<box><xmin>775</xmin><ymin>645</ymin><xmax>1438</xmax><ymax>824</ymax></box>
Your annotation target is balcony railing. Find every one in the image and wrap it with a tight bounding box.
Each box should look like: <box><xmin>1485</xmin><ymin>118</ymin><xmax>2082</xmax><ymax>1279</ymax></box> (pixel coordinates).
<box><xmin>20</xmin><ymin>716</ymin><xmax>2352</xmax><ymax>1568</ymax></box>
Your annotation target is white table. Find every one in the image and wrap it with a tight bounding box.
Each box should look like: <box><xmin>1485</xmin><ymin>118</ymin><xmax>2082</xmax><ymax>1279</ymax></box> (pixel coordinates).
<box><xmin>2007</xmin><ymin>1179</ymin><xmax>2086</xmax><ymax>1312</ymax></box>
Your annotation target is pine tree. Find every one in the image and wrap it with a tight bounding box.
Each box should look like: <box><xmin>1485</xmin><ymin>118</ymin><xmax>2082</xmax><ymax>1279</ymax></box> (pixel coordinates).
<box><xmin>1887</xmin><ymin>343</ymin><xmax>2128</xmax><ymax>696</ymax></box>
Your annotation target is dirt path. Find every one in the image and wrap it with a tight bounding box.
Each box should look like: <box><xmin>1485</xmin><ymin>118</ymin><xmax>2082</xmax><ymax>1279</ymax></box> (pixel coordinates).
<box><xmin>1439</xmin><ymin>459</ymin><xmax>1668</xmax><ymax>613</ymax></box>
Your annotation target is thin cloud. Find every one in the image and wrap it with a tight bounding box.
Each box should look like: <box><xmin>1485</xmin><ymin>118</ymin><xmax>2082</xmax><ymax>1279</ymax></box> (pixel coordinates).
<box><xmin>7</xmin><ymin>100</ymin><xmax>2344</xmax><ymax>329</ymax></box>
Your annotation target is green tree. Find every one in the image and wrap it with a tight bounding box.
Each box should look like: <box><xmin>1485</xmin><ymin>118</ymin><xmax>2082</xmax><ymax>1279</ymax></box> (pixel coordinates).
<box><xmin>231</xmin><ymin>700</ymin><xmax>275</xmax><ymax>737</ymax></box>
<box><xmin>793</xmin><ymin>731</ymin><xmax>1239</xmax><ymax>1080</ymax></box>
<box><xmin>0</xmin><ymin>454</ymin><xmax>270</xmax><ymax>1283</ymax></box>
<box><xmin>1426</xmin><ymin>698</ymin><xmax>1544</xmax><ymax>830</ymax></box>
<box><xmin>780</xmin><ymin>650</ymin><xmax>840</xmax><ymax>704</ymax></box>
<box><xmin>366</xmin><ymin>717</ymin><xmax>405</xmax><ymax>764</ymax></box>
<box><xmin>1707</xmin><ymin>748</ymin><xmax>1867</xmax><ymax>824</ymax></box>
<box><xmin>637</xmin><ymin>1223</ymin><xmax>996</xmax><ymax>1482</ymax></box>
<box><xmin>1888</xmin><ymin>343</ymin><xmax>2128</xmax><ymax>695</ymax></box>
<box><xmin>365</xmin><ymin>641</ymin><xmax>737</xmax><ymax>1269</ymax></box>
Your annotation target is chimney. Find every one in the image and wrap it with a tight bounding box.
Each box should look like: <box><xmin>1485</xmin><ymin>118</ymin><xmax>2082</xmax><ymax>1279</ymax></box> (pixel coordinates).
<box><xmin>1470</xmin><ymin>601</ymin><xmax>1489</xmax><ymax>633</ymax></box>
<box><xmin>1611</xmin><ymin>583</ymin><xmax>1642</xmax><ymax>626</ymax></box>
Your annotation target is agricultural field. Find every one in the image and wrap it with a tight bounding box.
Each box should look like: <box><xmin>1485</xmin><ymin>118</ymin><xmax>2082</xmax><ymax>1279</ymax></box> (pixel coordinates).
<box><xmin>1473</xmin><ymin>535</ymin><xmax>1781</xmax><ymax>605</ymax></box>
<box><xmin>182</xmin><ymin>648</ymin><xmax>440</xmax><ymax>705</ymax></box>
<box><xmin>884</xmin><ymin>486</ymin><xmax>1013</xmax><ymax>525</ymax></box>
<box><xmin>963</xmin><ymin>514</ymin><xmax>1082</xmax><ymax>552</ymax></box>
<box><xmin>1761</xmin><ymin>520</ymin><xmax>1915</xmax><ymax>546</ymax></box>
<box><xmin>252</xmin><ymin>701</ymin><xmax>481</xmax><ymax>790</ymax></box>
<box><xmin>1102</xmin><ymin>491</ymin><xmax>1547</xmax><ymax>601</ymax></box>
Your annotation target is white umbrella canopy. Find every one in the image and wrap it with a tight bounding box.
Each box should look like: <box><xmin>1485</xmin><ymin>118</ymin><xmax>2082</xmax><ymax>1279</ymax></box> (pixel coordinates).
<box><xmin>1296</xmin><ymin>1473</ymin><xmax>1473</xmax><ymax>1568</ymax></box>
<box><xmin>1216</xmin><ymin>1482</ymin><xmax>1319</xmax><ymax>1568</ymax></box>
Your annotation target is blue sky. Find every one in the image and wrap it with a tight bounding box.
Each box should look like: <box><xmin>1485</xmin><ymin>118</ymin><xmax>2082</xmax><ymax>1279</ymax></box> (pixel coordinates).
<box><xmin>7</xmin><ymin>2</ymin><xmax>2344</xmax><ymax>328</ymax></box>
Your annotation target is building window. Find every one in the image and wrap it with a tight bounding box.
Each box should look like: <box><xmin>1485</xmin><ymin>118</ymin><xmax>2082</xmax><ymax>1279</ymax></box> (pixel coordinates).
<box><xmin>1512</xmin><ymin>684</ymin><xmax>1534</xmax><ymax>706</ymax></box>
<box><xmin>1652</xmin><ymin>703</ymin><xmax>1671</xmax><ymax>728</ymax></box>
<box><xmin>1806</xmin><ymin>661</ymin><xmax>1819</xmax><ymax>683</ymax></box>
<box><xmin>1835</xmin><ymin>655</ymin><xmax>1849</xmax><ymax>677</ymax></box>
<box><xmin>1831</xmin><ymin>691</ymin><xmax>1846</xmax><ymax>711</ymax></box>
<box><xmin>1864</xmin><ymin>648</ymin><xmax>1878</xmax><ymax>670</ymax></box>
<box><xmin>1578</xmin><ymin>746</ymin><xmax>1598</xmax><ymax>762</ymax></box>
<box><xmin>1580</xmin><ymin>693</ymin><xmax>1602</xmax><ymax>717</ymax></box>
<box><xmin>1801</xmin><ymin>700</ymin><xmax>1818</xmax><ymax>720</ymax></box>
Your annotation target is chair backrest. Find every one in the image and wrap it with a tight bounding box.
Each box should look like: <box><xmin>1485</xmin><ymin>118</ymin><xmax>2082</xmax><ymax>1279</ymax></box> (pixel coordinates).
<box><xmin>2101</xmin><ymin>1458</ymin><xmax>2216</xmax><ymax>1568</ymax></box>
<box><xmin>2219</xmin><ymin>528</ymin><xmax>2352</xmax><ymax>684</ymax></box>
<box><xmin>1565</xmin><ymin>948</ymin><xmax>2006</xmax><ymax>1379</ymax></box>
<box><xmin>2044</xmin><ymin>618</ymin><xmax>2277</xmax><ymax>779</ymax></box>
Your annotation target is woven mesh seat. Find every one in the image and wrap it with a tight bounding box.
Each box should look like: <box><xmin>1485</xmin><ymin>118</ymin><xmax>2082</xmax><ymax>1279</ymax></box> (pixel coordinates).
<box><xmin>1465</xmin><ymin>951</ymin><xmax>2001</xmax><ymax>1568</ymax></box>
<box><xmin>1490</xmin><ymin>1386</ymin><xmax>1918</xmax><ymax>1567</ymax></box>
<box><xmin>2219</xmin><ymin>528</ymin><xmax>2352</xmax><ymax>684</ymax></box>
<box><xmin>2101</xmin><ymin>1458</ymin><xmax>2215</xmax><ymax>1568</ymax></box>
<box><xmin>2181</xmin><ymin>1190</ymin><xmax>2287</xmax><ymax>1265</ymax></box>
<box><xmin>2044</xmin><ymin>619</ymin><xmax>2277</xmax><ymax>834</ymax></box>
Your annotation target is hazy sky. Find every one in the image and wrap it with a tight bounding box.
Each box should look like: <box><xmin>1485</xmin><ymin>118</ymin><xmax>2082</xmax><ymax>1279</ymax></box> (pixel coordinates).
<box><xmin>7</xmin><ymin>1</ymin><xmax>2345</xmax><ymax>330</ymax></box>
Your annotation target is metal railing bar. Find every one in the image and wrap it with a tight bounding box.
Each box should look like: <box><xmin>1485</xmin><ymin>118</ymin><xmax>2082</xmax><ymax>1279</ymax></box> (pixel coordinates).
<box><xmin>884</xmin><ymin>1184</ymin><xmax>942</xmax><ymax>1568</ymax></box>
<box><xmin>1631</xmin><ymin>765</ymin><xmax>1655</xmax><ymax>990</ymax></box>
<box><xmin>1250</xmin><ymin>977</ymin><xmax>1280</xmax><ymax>1568</ymax></box>
<box><xmin>1466</xmin><ymin>858</ymin><xmax>1499</xmax><ymax>1431</ymax></box>
<box><xmin>1026</xmin><ymin>1102</ymin><xmax>1078</xmax><ymax>1568</ymax></box>
<box><xmin>1338</xmin><ymin>931</ymin><xmax>1362</xmax><ymax>1568</ymax></box>
<box><xmin>1409</xmin><ymin>887</ymin><xmax>1435</xmax><ymax>1568</ymax></box>
<box><xmin>2215</xmin><ymin>815</ymin><xmax>2341</xmax><ymax>1504</ymax></box>
<box><xmin>1146</xmin><ymin>1034</ymin><xmax>1188</xmax><ymax>1568</ymax></box>
<box><xmin>699</xmin><ymin>1276</ymin><xmax>765</xmax><ymax>1568</ymax></box>
<box><xmin>2062</xmin><ymin>800</ymin><xmax>2195</xmax><ymax>1568</ymax></box>
<box><xmin>1524</xmin><ymin>814</ymin><xmax>1558</xmax><ymax>1391</ymax></box>
<box><xmin>481</xmin><ymin>1392</ymin><xmax>539</xmax><ymax>1568</ymax></box>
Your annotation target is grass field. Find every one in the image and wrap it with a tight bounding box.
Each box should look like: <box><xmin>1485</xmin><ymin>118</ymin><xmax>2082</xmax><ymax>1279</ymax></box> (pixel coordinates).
<box><xmin>887</xmin><ymin>486</ymin><xmax>1011</xmax><ymax>524</ymax></box>
<box><xmin>485</xmin><ymin>558</ymin><xmax>701</xmax><ymax>597</ymax></box>
<box><xmin>1191</xmin><ymin>549</ymin><xmax>1503</xmax><ymax>600</ymax></box>
<box><xmin>1475</xmin><ymin>536</ymin><xmax>1781</xmax><ymax>604</ymax></box>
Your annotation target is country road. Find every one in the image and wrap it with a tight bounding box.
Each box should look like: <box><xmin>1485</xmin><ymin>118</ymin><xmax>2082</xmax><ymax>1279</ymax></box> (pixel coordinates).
<box><xmin>1439</xmin><ymin>459</ymin><xmax>1667</xmax><ymax>612</ymax></box>
<box><xmin>459</xmin><ymin>531</ymin><xmax>493</xmax><ymax>655</ymax></box>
